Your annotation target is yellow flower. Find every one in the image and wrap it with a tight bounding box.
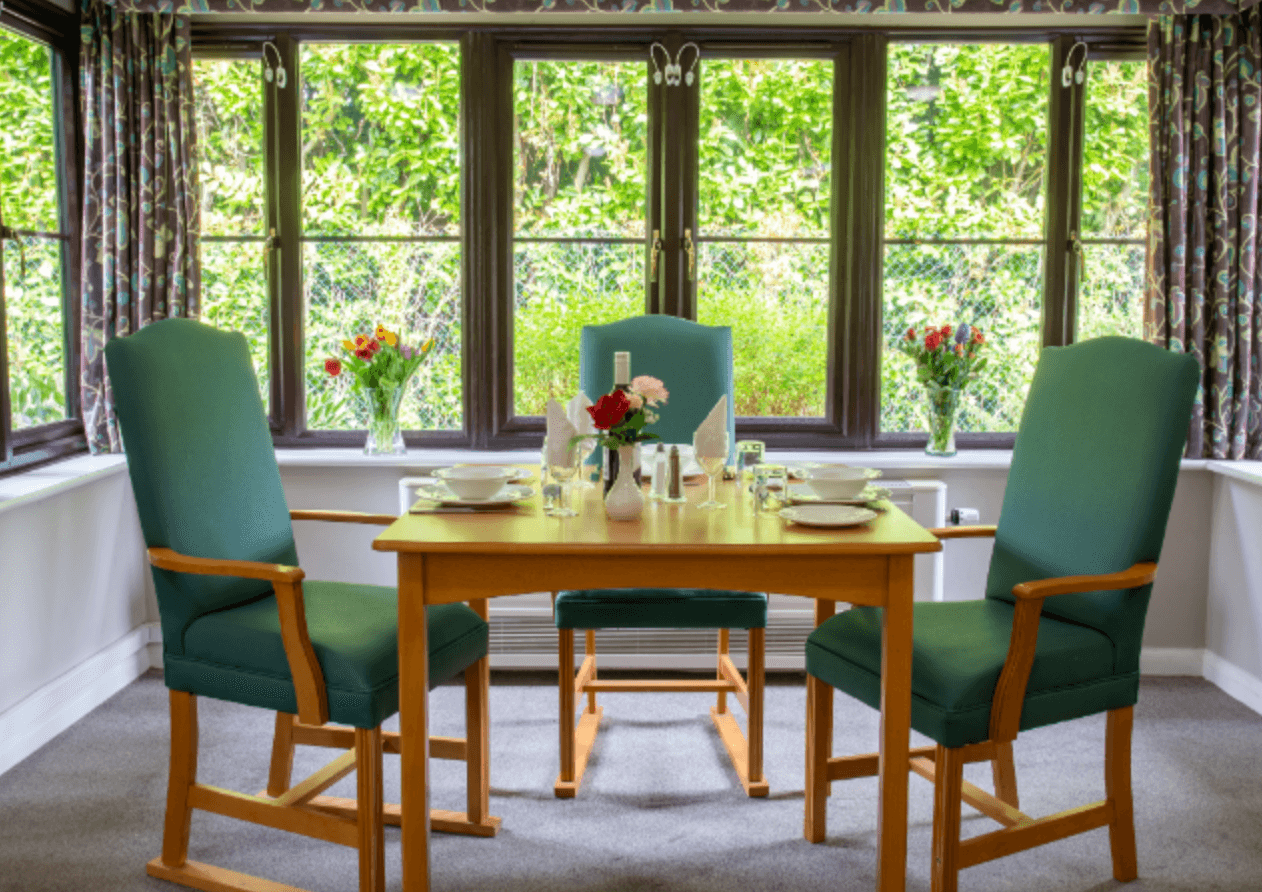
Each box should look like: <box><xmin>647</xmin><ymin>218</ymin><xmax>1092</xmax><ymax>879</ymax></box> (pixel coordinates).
<box><xmin>342</xmin><ymin>339</ymin><xmax>355</xmax><ymax>351</ymax></box>
<box><xmin>422</xmin><ymin>338</ymin><xmax>434</xmax><ymax>353</ymax></box>
<box><xmin>384</xmin><ymin>330</ymin><xmax>398</xmax><ymax>347</ymax></box>
<box><xmin>353</xmin><ymin>334</ymin><xmax>369</xmax><ymax>349</ymax></box>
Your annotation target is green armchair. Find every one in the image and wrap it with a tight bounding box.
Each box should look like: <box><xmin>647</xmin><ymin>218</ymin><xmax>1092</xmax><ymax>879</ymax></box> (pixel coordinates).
<box><xmin>106</xmin><ymin>318</ymin><xmax>497</xmax><ymax>892</ymax></box>
<box><xmin>803</xmin><ymin>337</ymin><xmax>1198</xmax><ymax>891</ymax></box>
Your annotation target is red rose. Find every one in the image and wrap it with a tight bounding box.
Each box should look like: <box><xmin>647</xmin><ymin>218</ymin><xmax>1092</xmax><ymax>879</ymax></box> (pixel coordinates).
<box><xmin>324</xmin><ymin>358</ymin><xmax>342</xmax><ymax>377</ymax></box>
<box><xmin>924</xmin><ymin>332</ymin><xmax>941</xmax><ymax>352</ymax></box>
<box><xmin>587</xmin><ymin>390</ymin><xmax>631</xmax><ymax>430</ymax></box>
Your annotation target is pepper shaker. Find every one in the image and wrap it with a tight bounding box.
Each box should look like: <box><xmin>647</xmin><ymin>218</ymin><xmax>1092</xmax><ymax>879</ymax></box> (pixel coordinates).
<box><xmin>665</xmin><ymin>445</ymin><xmax>687</xmax><ymax>504</ymax></box>
<box><xmin>651</xmin><ymin>443</ymin><xmax>668</xmax><ymax>500</ymax></box>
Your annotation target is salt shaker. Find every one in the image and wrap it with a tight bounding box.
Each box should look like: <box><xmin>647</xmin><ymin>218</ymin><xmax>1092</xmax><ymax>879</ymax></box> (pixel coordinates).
<box><xmin>651</xmin><ymin>443</ymin><xmax>668</xmax><ymax>500</ymax></box>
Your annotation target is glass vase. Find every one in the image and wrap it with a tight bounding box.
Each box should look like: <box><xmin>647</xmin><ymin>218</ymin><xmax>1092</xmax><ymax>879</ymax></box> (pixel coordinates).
<box><xmin>360</xmin><ymin>385</ymin><xmax>406</xmax><ymax>456</ymax></box>
<box><xmin>923</xmin><ymin>382</ymin><xmax>961</xmax><ymax>458</ymax></box>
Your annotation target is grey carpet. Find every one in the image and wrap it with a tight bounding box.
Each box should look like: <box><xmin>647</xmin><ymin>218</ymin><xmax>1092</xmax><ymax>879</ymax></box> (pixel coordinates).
<box><xmin>0</xmin><ymin>671</ymin><xmax>1260</xmax><ymax>892</ymax></box>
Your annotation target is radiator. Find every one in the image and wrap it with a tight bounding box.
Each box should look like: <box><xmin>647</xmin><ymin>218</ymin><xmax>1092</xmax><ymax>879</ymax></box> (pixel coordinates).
<box><xmin>399</xmin><ymin>477</ymin><xmax>946</xmax><ymax>671</ymax></box>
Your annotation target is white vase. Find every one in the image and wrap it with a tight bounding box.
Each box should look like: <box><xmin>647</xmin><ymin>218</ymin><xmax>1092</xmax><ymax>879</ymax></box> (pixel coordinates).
<box><xmin>604</xmin><ymin>444</ymin><xmax>644</xmax><ymax>521</ymax></box>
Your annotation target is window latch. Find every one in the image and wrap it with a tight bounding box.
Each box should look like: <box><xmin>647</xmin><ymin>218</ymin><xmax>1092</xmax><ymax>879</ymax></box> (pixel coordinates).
<box><xmin>683</xmin><ymin>228</ymin><xmax>695</xmax><ymax>281</ymax></box>
<box><xmin>650</xmin><ymin>229</ymin><xmax>662</xmax><ymax>280</ymax></box>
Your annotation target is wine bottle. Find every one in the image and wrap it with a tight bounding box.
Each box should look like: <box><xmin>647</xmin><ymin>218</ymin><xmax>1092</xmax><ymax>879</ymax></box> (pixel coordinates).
<box><xmin>603</xmin><ymin>351</ymin><xmax>642</xmax><ymax>494</ymax></box>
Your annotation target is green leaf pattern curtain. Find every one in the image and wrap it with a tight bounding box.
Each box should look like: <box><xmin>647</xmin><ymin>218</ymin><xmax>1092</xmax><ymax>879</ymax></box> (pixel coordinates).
<box><xmin>1148</xmin><ymin>11</ymin><xmax>1262</xmax><ymax>459</ymax></box>
<box><xmin>80</xmin><ymin>0</ymin><xmax>200</xmax><ymax>453</ymax></box>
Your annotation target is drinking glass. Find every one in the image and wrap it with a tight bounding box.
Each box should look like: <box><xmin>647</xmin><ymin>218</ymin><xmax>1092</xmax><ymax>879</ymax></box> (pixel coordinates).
<box><xmin>575</xmin><ymin>441</ymin><xmax>596</xmax><ymax>489</ymax></box>
<box><xmin>753</xmin><ymin>463</ymin><xmax>788</xmax><ymax>514</ymax></box>
<box><xmin>693</xmin><ymin>431</ymin><xmax>729</xmax><ymax>510</ymax></box>
<box><xmin>736</xmin><ymin>439</ymin><xmax>766</xmax><ymax>497</ymax></box>
<box><xmin>548</xmin><ymin>451</ymin><xmax>579</xmax><ymax>517</ymax></box>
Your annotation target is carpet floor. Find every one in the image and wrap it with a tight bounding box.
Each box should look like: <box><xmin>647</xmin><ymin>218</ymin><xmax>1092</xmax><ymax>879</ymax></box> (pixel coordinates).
<box><xmin>0</xmin><ymin>671</ymin><xmax>1259</xmax><ymax>892</ymax></box>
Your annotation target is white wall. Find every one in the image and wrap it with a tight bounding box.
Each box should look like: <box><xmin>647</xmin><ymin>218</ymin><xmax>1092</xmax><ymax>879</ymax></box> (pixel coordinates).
<box><xmin>0</xmin><ymin>458</ymin><xmax>155</xmax><ymax>776</ymax></box>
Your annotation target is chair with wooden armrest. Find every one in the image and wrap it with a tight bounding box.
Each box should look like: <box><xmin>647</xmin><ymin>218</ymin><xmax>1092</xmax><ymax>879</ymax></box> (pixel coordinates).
<box><xmin>802</xmin><ymin>336</ymin><xmax>1199</xmax><ymax>891</ymax></box>
<box><xmin>105</xmin><ymin>318</ymin><xmax>497</xmax><ymax>892</ymax></box>
<box><xmin>553</xmin><ymin>315</ymin><xmax>769</xmax><ymax>798</ymax></box>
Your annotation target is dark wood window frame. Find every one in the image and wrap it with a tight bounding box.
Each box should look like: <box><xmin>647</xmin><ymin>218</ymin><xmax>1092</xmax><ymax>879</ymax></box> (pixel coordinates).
<box><xmin>185</xmin><ymin>20</ymin><xmax>1146</xmax><ymax>456</ymax></box>
<box><xmin>0</xmin><ymin>0</ymin><xmax>84</xmax><ymax>476</ymax></box>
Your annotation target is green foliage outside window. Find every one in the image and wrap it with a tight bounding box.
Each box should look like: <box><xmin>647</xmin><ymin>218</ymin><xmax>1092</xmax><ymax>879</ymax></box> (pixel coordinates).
<box><xmin>0</xmin><ymin>27</ymin><xmax>67</xmax><ymax>430</ymax></box>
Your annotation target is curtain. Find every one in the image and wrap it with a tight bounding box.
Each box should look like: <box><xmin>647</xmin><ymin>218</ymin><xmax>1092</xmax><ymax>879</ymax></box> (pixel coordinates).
<box><xmin>1148</xmin><ymin>11</ymin><xmax>1262</xmax><ymax>460</ymax></box>
<box><xmin>80</xmin><ymin>0</ymin><xmax>200</xmax><ymax>454</ymax></box>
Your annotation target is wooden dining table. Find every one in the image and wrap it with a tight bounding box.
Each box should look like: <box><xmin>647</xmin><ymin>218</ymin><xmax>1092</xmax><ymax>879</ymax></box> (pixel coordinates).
<box><xmin>373</xmin><ymin>477</ymin><xmax>942</xmax><ymax>892</ymax></box>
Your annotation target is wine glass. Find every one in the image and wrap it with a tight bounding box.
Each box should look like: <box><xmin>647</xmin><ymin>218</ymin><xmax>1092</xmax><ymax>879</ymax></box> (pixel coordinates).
<box><xmin>575</xmin><ymin>440</ymin><xmax>596</xmax><ymax>490</ymax></box>
<box><xmin>693</xmin><ymin>431</ymin><xmax>729</xmax><ymax>510</ymax></box>
<box><xmin>548</xmin><ymin>449</ymin><xmax>579</xmax><ymax>518</ymax></box>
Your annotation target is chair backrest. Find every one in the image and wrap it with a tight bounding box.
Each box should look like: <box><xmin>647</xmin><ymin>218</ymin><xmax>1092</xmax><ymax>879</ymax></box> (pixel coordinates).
<box><xmin>985</xmin><ymin>336</ymin><xmax>1198</xmax><ymax>675</ymax></box>
<box><xmin>105</xmin><ymin>318</ymin><xmax>298</xmax><ymax>657</ymax></box>
<box><xmin>579</xmin><ymin>315</ymin><xmax>736</xmax><ymax>462</ymax></box>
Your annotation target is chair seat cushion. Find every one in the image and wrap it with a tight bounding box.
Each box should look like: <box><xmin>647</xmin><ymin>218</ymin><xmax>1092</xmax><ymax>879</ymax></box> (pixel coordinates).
<box><xmin>805</xmin><ymin>599</ymin><xmax>1138</xmax><ymax>748</ymax></box>
<box><xmin>555</xmin><ymin>588</ymin><xmax>767</xmax><ymax>629</ymax></box>
<box><xmin>164</xmin><ymin>580</ymin><xmax>487</xmax><ymax>728</ymax></box>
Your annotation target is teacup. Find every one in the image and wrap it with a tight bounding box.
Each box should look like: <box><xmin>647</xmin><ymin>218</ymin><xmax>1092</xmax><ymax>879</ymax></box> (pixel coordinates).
<box><xmin>433</xmin><ymin>466</ymin><xmax>517</xmax><ymax>501</ymax></box>
<box><xmin>803</xmin><ymin>466</ymin><xmax>882</xmax><ymax>501</ymax></box>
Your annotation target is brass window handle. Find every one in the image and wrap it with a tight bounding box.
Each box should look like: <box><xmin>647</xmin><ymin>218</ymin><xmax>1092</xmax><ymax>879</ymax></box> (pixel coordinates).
<box><xmin>683</xmin><ymin>228</ymin><xmax>695</xmax><ymax>281</ymax></box>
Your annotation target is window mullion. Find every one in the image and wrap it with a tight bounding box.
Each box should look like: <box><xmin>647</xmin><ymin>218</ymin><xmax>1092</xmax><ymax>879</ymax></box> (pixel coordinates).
<box><xmin>1042</xmin><ymin>35</ymin><xmax>1085</xmax><ymax>348</ymax></box>
<box><xmin>271</xmin><ymin>35</ymin><xmax>304</xmax><ymax>437</ymax></box>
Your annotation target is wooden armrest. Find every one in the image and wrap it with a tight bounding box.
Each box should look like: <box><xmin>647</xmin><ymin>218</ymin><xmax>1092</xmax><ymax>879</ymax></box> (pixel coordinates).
<box><xmin>148</xmin><ymin>547</ymin><xmax>304</xmax><ymax>583</ymax></box>
<box><xmin>1011</xmin><ymin>561</ymin><xmax>1157</xmax><ymax>601</ymax></box>
<box><xmin>147</xmin><ymin>547</ymin><xmax>327</xmax><ymax>727</ymax></box>
<box><xmin>989</xmin><ymin>560</ymin><xmax>1159</xmax><ymax>743</ymax></box>
<box><xmin>289</xmin><ymin>509</ymin><xmax>398</xmax><ymax>526</ymax></box>
<box><xmin>927</xmin><ymin>525</ymin><xmax>997</xmax><ymax>539</ymax></box>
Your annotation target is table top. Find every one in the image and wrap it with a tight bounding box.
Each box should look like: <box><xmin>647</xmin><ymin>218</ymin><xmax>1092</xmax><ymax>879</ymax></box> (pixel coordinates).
<box><xmin>373</xmin><ymin>479</ymin><xmax>941</xmax><ymax>557</ymax></box>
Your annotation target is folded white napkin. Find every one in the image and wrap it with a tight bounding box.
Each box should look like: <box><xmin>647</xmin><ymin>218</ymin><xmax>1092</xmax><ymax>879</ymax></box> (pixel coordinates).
<box><xmin>545</xmin><ymin>398</ymin><xmax>578</xmax><ymax>468</ymax></box>
<box><xmin>693</xmin><ymin>395</ymin><xmax>729</xmax><ymax>460</ymax></box>
<box><xmin>567</xmin><ymin>391</ymin><xmax>596</xmax><ymax>437</ymax></box>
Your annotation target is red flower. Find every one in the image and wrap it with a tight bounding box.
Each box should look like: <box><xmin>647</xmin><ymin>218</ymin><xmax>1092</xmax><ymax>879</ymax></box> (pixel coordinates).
<box><xmin>905</xmin><ymin>327</ymin><xmax>916</xmax><ymax>341</ymax></box>
<box><xmin>973</xmin><ymin>330</ymin><xmax>985</xmax><ymax>345</ymax></box>
<box><xmin>940</xmin><ymin>325</ymin><xmax>952</xmax><ymax>339</ymax></box>
<box><xmin>587</xmin><ymin>390</ymin><xmax>631</xmax><ymax>430</ymax></box>
<box><xmin>924</xmin><ymin>332</ymin><xmax>941</xmax><ymax>352</ymax></box>
<box><xmin>324</xmin><ymin>358</ymin><xmax>342</xmax><ymax>377</ymax></box>
<box><xmin>368</xmin><ymin>339</ymin><xmax>381</xmax><ymax>354</ymax></box>
<box><xmin>355</xmin><ymin>348</ymin><xmax>373</xmax><ymax>361</ymax></box>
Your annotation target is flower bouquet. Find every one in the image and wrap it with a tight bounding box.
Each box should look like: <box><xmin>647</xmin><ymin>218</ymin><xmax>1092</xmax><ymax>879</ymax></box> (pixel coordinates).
<box><xmin>323</xmin><ymin>324</ymin><xmax>434</xmax><ymax>455</ymax></box>
<box><xmin>899</xmin><ymin>323</ymin><xmax>988</xmax><ymax>457</ymax></box>
<box><xmin>572</xmin><ymin>376</ymin><xmax>669</xmax><ymax>520</ymax></box>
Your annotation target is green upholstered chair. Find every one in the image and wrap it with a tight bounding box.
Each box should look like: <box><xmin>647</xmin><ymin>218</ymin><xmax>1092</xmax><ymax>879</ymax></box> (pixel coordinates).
<box><xmin>552</xmin><ymin>315</ymin><xmax>769</xmax><ymax>798</ymax></box>
<box><xmin>106</xmin><ymin>318</ymin><xmax>498</xmax><ymax>892</ymax></box>
<box><xmin>803</xmin><ymin>337</ymin><xmax>1198</xmax><ymax>891</ymax></box>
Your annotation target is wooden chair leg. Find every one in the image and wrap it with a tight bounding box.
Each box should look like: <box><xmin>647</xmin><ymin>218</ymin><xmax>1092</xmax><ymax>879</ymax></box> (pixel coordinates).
<box><xmin>160</xmin><ymin>690</ymin><xmax>197</xmax><ymax>868</ymax></box>
<box><xmin>991</xmin><ymin>740</ymin><xmax>1019</xmax><ymax>809</ymax></box>
<box><xmin>1106</xmin><ymin>706</ymin><xmax>1138</xmax><ymax>881</ymax></box>
<box><xmin>464</xmin><ymin>656</ymin><xmax>490</xmax><ymax>825</ymax></box>
<box><xmin>355</xmin><ymin>726</ymin><xmax>385</xmax><ymax>892</ymax></box>
<box><xmin>267</xmin><ymin>712</ymin><xmax>297</xmax><ymax>798</ymax></box>
<box><xmin>804</xmin><ymin>672</ymin><xmax>832</xmax><ymax>843</ymax></box>
<box><xmin>931</xmin><ymin>744</ymin><xmax>965</xmax><ymax>892</ymax></box>
<box><xmin>747</xmin><ymin>627</ymin><xmax>765</xmax><ymax>789</ymax></box>
<box><xmin>585</xmin><ymin>629</ymin><xmax>598</xmax><ymax>713</ymax></box>
<box><xmin>717</xmin><ymin>629</ymin><xmax>730</xmax><ymax>714</ymax></box>
<box><xmin>557</xmin><ymin>627</ymin><xmax>577</xmax><ymax>793</ymax></box>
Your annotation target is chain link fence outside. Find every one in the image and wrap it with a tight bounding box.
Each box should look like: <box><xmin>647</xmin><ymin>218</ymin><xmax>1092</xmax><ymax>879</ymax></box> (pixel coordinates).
<box><xmin>1077</xmin><ymin>242</ymin><xmax>1146</xmax><ymax>341</ymax></box>
<box><xmin>5</xmin><ymin>235</ymin><xmax>67</xmax><ymax>429</ymax></box>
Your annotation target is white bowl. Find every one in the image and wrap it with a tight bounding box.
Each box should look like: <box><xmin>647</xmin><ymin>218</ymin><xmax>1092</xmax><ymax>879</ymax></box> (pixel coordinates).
<box><xmin>433</xmin><ymin>466</ymin><xmax>517</xmax><ymax>501</ymax></box>
<box><xmin>803</xmin><ymin>466</ymin><xmax>882</xmax><ymax>500</ymax></box>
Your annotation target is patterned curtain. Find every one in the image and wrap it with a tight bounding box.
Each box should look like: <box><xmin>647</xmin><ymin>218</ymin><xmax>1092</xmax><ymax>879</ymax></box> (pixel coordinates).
<box><xmin>80</xmin><ymin>0</ymin><xmax>200</xmax><ymax>453</ymax></box>
<box><xmin>1148</xmin><ymin>11</ymin><xmax>1262</xmax><ymax>460</ymax></box>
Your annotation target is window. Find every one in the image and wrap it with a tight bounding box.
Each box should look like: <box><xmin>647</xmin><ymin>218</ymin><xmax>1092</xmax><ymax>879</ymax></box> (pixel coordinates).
<box><xmin>301</xmin><ymin>43</ymin><xmax>464</xmax><ymax>434</ymax></box>
<box><xmin>179</xmin><ymin>27</ymin><xmax>1150</xmax><ymax>455</ymax></box>
<box><xmin>193</xmin><ymin>57</ymin><xmax>270</xmax><ymax>404</ymax></box>
<box><xmin>0</xmin><ymin>18</ymin><xmax>77</xmax><ymax>471</ymax></box>
<box><xmin>882</xmin><ymin>42</ymin><xmax>1050</xmax><ymax>436</ymax></box>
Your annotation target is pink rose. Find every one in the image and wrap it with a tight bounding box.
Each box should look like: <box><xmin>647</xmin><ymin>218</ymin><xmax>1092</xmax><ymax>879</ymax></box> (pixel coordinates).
<box><xmin>628</xmin><ymin>393</ymin><xmax>644</xmax><ymax>410</ymax></box>
<box><xmin>630</xmin><ymin>375</ymin><xmax>669</xmax><ymax>406</ymax></box>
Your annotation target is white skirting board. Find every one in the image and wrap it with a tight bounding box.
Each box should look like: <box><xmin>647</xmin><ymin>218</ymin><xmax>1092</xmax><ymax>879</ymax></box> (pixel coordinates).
<box><xmin>1</xmin><ymin>631</ymin><xmax>1256</xmax><ymax>782</ymax></box>
<box><xmin>0</xmin><ymin>622</ymin><xmax>159</xmax><ymax>779</ymax></box>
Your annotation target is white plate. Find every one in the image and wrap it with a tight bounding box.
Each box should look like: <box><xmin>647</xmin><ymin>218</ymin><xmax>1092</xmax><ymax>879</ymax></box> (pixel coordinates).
<box><xmin>787</xmin><ymin>484</ymin><xmax>891</xmax><ymax>505</ymax></box>
<box><xmin>414</xmin><ymin>483</ymin><xmax>534</xmax><ymax>508</ymax></box>
<box><xmin>779</xmin><ymin>504</ymin><xmax>878</xmax><ymax>528</ymax></box>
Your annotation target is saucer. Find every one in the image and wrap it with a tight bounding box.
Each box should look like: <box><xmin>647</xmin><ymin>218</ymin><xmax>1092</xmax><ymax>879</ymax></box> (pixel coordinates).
<box><xmin>786</xmin><ymin>484</ymin><xmax>891</xmax><ymax>505</ymax></box>
<box><xmin>414</xmin><ymin>483</ymin><xmax>534</xmax><ymax>508</ymax></box>
<box><xmin>779</xmin><ymin>504</ymin><xmax>878</xmax><ymax>528</ymax></box>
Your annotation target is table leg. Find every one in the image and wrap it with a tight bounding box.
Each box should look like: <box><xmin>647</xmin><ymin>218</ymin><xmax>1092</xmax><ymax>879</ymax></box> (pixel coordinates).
<box><xmin>876</xmin><ymin>555</ymin><xmax>915</xmax><ymax>892</ymax></box>
<box><xmin>399</xmin><ymin>553</ymin><xmax>431</xmax><ymax>892</ymax></box>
